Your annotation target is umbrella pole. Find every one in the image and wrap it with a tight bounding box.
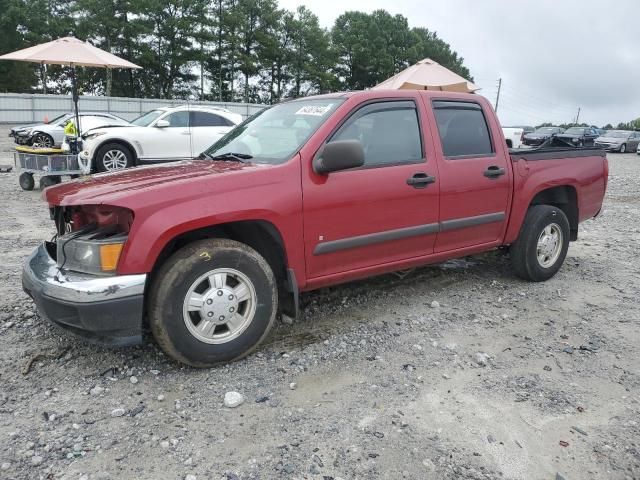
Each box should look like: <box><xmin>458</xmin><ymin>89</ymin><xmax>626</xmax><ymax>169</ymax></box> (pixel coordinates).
<box><xmin>71</xmin><ymin>64</ymin><xmax>80</xmax><ymax>136</ymax></box>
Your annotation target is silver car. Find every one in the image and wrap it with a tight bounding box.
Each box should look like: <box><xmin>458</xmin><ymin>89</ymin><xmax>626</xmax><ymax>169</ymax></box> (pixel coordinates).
<box><xmin>594</xmin><ymin>130</ymin><xmax>640</xmax><ymax>154</ymax></box>
<box><xmin>9</xmin><ymin>113</ymin><xmax>129</xmax><ymax>148</ymax></box>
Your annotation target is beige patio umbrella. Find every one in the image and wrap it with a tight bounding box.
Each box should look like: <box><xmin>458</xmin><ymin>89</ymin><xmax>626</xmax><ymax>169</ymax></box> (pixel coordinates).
<box><xmin>0</xmin><ymin>37</ymin><xmax>141</xmax><ymax>131</ymax></box>
<box><xmin>373</xmin><ymin>58</ymin><xmax>479</xmax><ymax>93</ymax></box>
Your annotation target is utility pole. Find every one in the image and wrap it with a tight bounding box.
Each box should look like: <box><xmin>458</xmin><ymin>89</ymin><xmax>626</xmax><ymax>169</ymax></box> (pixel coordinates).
<box><xmin>575</xmin><ymin>107</ymin><xmax>581</xmax><ymax>125</ymax></box>
<box><xmin>494</xmin><ymin>78</ymin><xmax>502</xmax><ymax>112</ymax></box>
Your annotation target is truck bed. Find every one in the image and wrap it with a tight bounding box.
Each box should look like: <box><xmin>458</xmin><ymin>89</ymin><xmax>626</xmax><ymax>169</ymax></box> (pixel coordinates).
<box><xmin>509</xmin><ymin>146</ymin><xmax>606</xmax><ymax>161</ymax></box>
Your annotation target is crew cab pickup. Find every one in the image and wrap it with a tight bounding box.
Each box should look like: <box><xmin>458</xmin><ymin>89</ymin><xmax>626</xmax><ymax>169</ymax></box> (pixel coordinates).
<box><xmin>22</xmin><ymin>90</ymin><xmax>608</xmax><ymax>367</ymax></box>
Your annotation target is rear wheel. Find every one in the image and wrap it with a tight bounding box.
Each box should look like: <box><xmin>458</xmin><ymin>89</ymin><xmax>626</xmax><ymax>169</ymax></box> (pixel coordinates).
<box><xmin>149</xmin><ymin>239</ymin><xmax>278</xmax><ymax>367</ymax></box>
<box><xmin>96</xmin><ymin>143</ymin><xmax>133</xmax><ymax>172</ymax></box>
<box><xmin>510</xmin><ymin>205</ymin><xmax>570</xmax><ymax>282</ymax></box>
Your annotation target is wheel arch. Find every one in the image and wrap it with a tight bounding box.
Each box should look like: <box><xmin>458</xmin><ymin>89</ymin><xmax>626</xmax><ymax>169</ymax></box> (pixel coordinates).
<box><xmin>147</xmin><ymin>219</ymin><xmax>296</xmax><ymax>317</ymax></box>
<box><xmin>528</xmin><ymin>185</ymin><xmax>578</xmax><ymax>240</ymax></box>
<box><xmin>30</xmin><ymin>130</ymin><xmax>55</xmax><ymax>145</ymax></box>
<box><xmin>93</xmin><ymin>138</ymin><xmax>138</xmax><ymax>170</ymax></box>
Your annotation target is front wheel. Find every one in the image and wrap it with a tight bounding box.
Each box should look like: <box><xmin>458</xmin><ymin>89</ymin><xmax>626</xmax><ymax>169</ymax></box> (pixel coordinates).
<box><xmin>149</xmin><ymin>239</ymin><xmax>278</xmax><ymax>367</ymax></box>
<box><xmin>620</xmin><ymin>143</ymin><xmax>626</xmax><ymax>153</ymax></box>
<box><xmin>31</xmin><ymin>132</ymin><xmax>54</xmax><ymax>148</ymax></box>
<box><xmin>95</xmin><ymin>143</ymin><xmax>133</xmax><ymax>172</ymax></box>
<box><xmin>510</xmin><ymin>205</ymin><xmax>570</xmax><ymax>282</ymax></box>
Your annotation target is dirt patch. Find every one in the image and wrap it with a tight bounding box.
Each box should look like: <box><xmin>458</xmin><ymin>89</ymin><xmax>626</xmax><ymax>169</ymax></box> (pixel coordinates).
<box><xmin>0</xmin><ymin>134</ymin><xmax>638</xmax><ymax>479</ymax></box>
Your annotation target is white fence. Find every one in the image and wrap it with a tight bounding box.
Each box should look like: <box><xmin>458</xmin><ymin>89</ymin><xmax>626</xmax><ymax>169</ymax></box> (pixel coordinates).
<box><xmin>0</xmin><ymin>93</ymin><xmax>266</xmax><ymax>124</ymax></box>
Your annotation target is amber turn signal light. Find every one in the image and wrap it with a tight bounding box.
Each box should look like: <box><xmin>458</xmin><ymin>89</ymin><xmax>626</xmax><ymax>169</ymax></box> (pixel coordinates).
<box><xmin>99</xmin><ymin>243</ymin><xmax>124</xmax><ymax>272</ymax></box>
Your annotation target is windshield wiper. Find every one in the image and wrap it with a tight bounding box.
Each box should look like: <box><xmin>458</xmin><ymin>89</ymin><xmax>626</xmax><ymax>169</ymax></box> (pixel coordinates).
<box><xmin>208</xmin><ymin>152</ymin><xmax>253</xmax><ymax>162</ymax></box>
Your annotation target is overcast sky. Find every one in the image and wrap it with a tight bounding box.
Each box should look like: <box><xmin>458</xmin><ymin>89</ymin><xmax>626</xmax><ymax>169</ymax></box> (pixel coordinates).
<box><xmin>279</xmin><ymin>0</ymin><xmax>640</xmax><ymax>127</ymax></box>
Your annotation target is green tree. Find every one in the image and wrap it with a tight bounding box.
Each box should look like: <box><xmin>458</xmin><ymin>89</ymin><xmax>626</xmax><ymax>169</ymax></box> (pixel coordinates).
<box><xmin>409</xmin><ymin>28</ymin><xmax>472</xmax><ymax>81</ymax></box>
<box><xmin>0</xmin><ymin>4</ymin><xmax>473</xmax><ymax>104</ymax></box>
<box><xmin>0</xmin><ymin>0</ymin><xmax>37</xmax><ymax>93</ymax></box>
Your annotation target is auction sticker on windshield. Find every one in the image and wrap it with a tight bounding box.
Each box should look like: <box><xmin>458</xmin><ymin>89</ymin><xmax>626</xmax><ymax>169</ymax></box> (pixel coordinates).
<box><xmin>295</xmin><ymin>104</ymin><xmax>334</xmax><ymax>116</ymax></box>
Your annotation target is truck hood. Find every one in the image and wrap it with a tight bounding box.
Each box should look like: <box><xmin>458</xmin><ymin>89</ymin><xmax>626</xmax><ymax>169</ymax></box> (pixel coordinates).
<box><xmin>44</xmin><ymin>160</ymin><xmax>268</xmax><ymax>206</ymax></box>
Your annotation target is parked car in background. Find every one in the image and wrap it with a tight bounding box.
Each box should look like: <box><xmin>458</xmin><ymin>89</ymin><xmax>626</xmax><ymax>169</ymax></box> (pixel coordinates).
<box><xmin>555</xmin><ymin>126</ymin><xmax>600</xmax><ymax>146</ymax></box>
<box><xmin>79</xmin><ymin>105</ymin><xmax>243</xmax><ymax>172</ymax></box>
<box><xmin>523</xmin><ymin>126</ymin><xmax>564</xmax><ymax>146</ymax></box>
<box><xmin>24</xmin><ymin>90</ymin><xmax>608</xmax><ymax>366</ymax></box>
<box><xmin>9</xmin><ymin>113</ymin><xmax>129</xmax><ymax>148</ymax></box>
<box><xmin>502</xmin><ymin>126</ymin><xmax>533</xmax><ymax>148</ymax></box>
<box><xmin>594</xmin><ymin>130</ymin><xmax>640</xmax><ymax>153</ymax></box>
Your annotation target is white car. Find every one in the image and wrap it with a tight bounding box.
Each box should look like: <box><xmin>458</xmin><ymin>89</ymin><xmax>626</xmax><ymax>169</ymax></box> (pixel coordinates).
<box><xmin>501</xmin><ymin>126</ymin><xmax>534</xmax><ymax>149</ymax></box>
<box><xmin>79</xmin><ymin>105</ymin><xmax>243</xmax><ymax>172</ymax></box>
<box><xmin>9</xmin><ymin>113</ymin><xmax>128</xmax><ymax>148</ymax></box>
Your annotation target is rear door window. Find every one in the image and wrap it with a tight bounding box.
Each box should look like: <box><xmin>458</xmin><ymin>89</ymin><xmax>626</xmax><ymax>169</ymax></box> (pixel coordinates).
<box><xmin>433</xmin><ymin>101</ymin><xmax>494</xmax><ymax>158</ymax></box>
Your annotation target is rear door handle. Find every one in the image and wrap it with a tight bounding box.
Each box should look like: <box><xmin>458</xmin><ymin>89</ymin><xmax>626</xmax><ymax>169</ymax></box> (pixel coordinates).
<box><xmin>484</xmin><ymin>166</ymin><xmax>506</xmax><ymax>178</ymax></box>
<box><xmin>407</xmin><ymin>172</ymin><xmax>436</xmax><ymax>188</ymax></box>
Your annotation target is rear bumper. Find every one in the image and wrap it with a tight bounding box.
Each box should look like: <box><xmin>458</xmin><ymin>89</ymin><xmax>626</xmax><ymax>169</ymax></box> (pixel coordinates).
<box><xmin>22</xmin><ymin>242</ymin><xmax>147</xmax><ymax>346</ymax></box>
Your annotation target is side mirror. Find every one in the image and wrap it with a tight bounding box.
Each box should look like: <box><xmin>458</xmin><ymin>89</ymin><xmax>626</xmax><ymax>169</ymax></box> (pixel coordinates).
<box><xmin>313</xmin><ymin>140</ymin><xmax>365</xmax><ymax>174</ymax></box>
<box><xmin>156</xmin><ymin>119</ymin><xmax>170</xmax><ymax>128</ymax></box>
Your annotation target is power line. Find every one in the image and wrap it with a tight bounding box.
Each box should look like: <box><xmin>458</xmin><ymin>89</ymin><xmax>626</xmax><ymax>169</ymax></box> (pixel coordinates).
<box><xmin>498</xmin><ymin>104</ymin><xmax>553</xmax><ymax>122</ymax></box>
<box><xmin>499</xmin><ymin>86</ymin><xmax>578</xmax><ymax>113</ymax></box>
<box><xmin>499</xmin><ymin>90</ymin><xmax>577</xmax><ymax>114</ymax></box>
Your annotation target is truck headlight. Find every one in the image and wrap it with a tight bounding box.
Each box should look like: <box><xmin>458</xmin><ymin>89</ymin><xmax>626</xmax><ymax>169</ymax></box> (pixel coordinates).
<box><xmin>572</xmin><ymin>138</ymin><xmax>579</xmax><ymax>142</ymax></box>
<box><xmin>57</xmin><ymin>230</ymin><xmax>127</xmax><ymax>275</ymax></box>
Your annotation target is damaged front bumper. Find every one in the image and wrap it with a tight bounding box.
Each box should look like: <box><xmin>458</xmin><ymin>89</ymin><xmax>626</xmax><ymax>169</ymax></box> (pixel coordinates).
<box><xmin>10</xmin><ymin>131</ymin><xmax>32</xmax><ymax>145</ymax></box>
<box><xmin>22</xmin><ymin>242</ymin><xmax>147</xmax><ymax>346</ymax></box>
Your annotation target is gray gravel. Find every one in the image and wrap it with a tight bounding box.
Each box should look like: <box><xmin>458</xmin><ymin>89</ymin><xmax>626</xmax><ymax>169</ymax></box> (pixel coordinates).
<box><xmin>0</xmin><ymin>128</ymin><xmax>639</xmax><ymax>479</ymax></box>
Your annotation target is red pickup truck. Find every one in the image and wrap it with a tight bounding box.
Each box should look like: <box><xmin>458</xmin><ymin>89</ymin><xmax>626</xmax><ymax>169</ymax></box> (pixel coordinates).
<box><xmin>23</xmin><ymin>90</ymin><xmax>608</xmax><ymax>367</ymax></box>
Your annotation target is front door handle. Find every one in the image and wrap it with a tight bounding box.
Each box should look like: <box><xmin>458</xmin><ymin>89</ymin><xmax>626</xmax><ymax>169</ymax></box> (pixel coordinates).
<box><xmin>484</xmin><ymin>166</ymin><xmax>506</xmax><ymax>179</ymax></box>
<box><xmin>407</xmin><ymin>172</ymin><xmax>436</xmax><ymax>188</ymax></box>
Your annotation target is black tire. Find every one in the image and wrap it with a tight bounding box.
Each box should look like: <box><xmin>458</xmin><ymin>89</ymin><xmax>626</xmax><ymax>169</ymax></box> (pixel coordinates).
<box><xmin>95</xmin><ymin>143</ymin><xmax>134</xmax><ymax>172</ymax></box>
<box><xmin>149</xmin><ymin>238</ymin><xmax>278</xmax><ymax>367</ymax></box>
<box><xmin>39</xmin><ymin>175</ymin><xmax>61</xmax><ymax>190</ymax></box>
<box><xmin>19</xmin><ymin>172</ymin><xmax>34</xmax><ymax>191</ymax></box>
<box><xmin>510</xmin><ymin>205</ymin><xmax>570</xmax><ymax>282</ymax></box>
<box><xmin>30</xmin><ymin>132</ymin><xmax>54</xmax><ymax>148</ymax></box>
<box><xmin>619</xmin><ymin>143</ymin><xmax>626</xmax><ymax>154</ymax></box>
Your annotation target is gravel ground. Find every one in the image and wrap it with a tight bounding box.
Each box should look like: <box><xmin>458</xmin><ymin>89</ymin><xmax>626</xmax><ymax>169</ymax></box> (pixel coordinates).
<box><xmin>0</xmin><ymin>129</ymin><xmax>639</xmax><ymax>480</ymax></box>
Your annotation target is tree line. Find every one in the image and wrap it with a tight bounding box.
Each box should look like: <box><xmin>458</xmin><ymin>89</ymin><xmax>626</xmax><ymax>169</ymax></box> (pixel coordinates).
<box><xmin>0</xmin><ymin>0</ymin><xmax>472</xmax><ymax>104</ymax></box>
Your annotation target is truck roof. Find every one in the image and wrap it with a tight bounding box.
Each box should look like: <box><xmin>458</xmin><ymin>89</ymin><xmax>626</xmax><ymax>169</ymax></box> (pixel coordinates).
<box><xmin>285</xmin><ymin>89</ymin><xmax>484</xmax><ymax>102</ymax></box>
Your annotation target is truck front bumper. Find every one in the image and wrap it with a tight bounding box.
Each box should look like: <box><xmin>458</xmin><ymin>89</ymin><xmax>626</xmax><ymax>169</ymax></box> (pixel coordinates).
<box><xmin>22</xmin><ymin>242</ymin><xmax>147</xmax><ymax>346</ymax></box>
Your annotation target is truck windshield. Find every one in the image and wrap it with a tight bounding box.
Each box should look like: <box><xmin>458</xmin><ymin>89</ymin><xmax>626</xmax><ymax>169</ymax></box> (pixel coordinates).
<box><xmin>204</xmin><ymin>98</ymin><xmax>344</xmax><ymax>164</ymax></box>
